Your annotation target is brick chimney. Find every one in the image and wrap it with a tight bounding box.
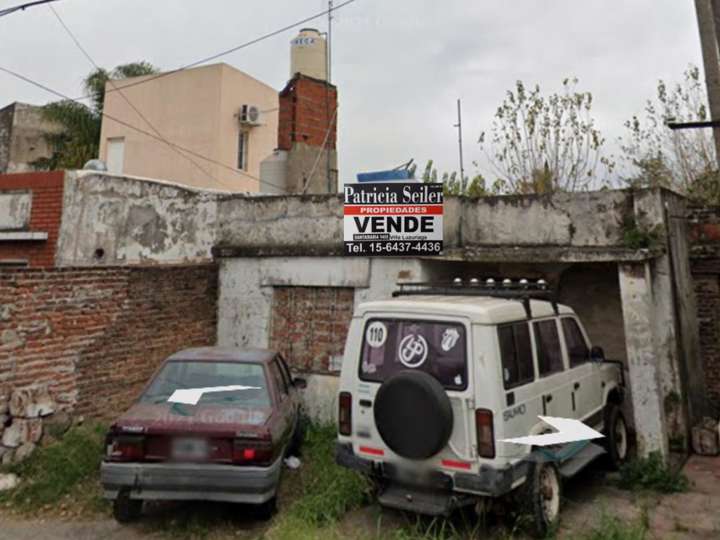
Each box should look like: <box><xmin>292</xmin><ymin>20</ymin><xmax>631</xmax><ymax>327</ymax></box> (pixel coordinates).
<box><xmin>277</xmin><ymin>74</ymin><xmax>338</xmax><ymax>193</ymax></box>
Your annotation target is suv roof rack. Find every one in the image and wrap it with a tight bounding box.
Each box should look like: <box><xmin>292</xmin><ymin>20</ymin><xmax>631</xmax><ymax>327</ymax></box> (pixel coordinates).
<box><xmin>392</xmin><ymin>278</ymin><xmax>559</xmax><ymax>319</ymax></box>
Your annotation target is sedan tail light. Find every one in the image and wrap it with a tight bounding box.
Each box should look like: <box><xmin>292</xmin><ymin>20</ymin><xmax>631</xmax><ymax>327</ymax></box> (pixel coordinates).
<box><xmin>338</xmin><ymin>392</ymin><xmax>352</xmax><ymax>436</ymax></box>
<box><xmin>106</xmin><ymin>434</ymin><xmax>146</xmax><ymax>462</ymax></box>
<box><xmin>475</xmin><ymin>409</ymin><xmax>495</xmax><ymax>459</ymax></box>
<box><xmin>232</xmin><ymin>437</ymin><xmax>273</xmax><ymax>466</ymax></box>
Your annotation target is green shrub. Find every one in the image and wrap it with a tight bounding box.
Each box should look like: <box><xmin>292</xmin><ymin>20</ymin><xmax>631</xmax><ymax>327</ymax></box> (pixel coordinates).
<box><xmin>617</xmin><ymin>452</ymin><xmax>688</xmax><ymax>493</ymax></box>
<box><xmin>0</xmin><ymin>422</ymin><xmax>107</xmax><ymax>510</ymax></box>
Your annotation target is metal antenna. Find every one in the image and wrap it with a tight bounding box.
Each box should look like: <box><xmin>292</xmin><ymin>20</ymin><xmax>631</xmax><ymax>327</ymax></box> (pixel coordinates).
<box><xmin>454</xmin><ymin>98</ymin><xmax>466</xmax><ymax>192</ymax></box>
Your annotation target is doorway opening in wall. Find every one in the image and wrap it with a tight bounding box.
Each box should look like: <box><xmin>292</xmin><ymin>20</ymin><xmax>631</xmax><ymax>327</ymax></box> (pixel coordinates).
<box><xmin>106</xmin><ymin>137</ymin><xmax>125</xmax><ymax>175</ymax></box>
<box><xmin>237</xmin><ymin>130</ymin><xmax>249</xmax><ymax>171</ymax></box>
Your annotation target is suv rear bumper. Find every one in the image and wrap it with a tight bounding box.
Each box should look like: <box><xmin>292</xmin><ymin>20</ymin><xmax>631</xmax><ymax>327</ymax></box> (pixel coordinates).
<box><xmin>336</xmin><ymin>442</ymin><xmax>528</xmax><ymax>501</ymax></box>
<box><xmin>101</xmin><ymin>457</ymin><xmax>282</xmax><ymax>504</ymax></box>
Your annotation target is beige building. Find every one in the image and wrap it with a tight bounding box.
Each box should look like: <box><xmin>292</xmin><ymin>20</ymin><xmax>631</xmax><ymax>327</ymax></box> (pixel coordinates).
<box><xmin>99</xmin><ymin>63</ymin><xmax>279</xmax><ymax>192</ymax></box>
<box><xmin>0</xmin><ymin>102</ymin><xmax>62</xmax><ymax>174</ymax></box>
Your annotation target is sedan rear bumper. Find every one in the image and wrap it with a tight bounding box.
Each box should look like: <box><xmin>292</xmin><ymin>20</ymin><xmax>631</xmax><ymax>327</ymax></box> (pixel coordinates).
<box><xmin>101</xmin><ymin>457</ymin><xmax>282</xmax><ymax>504</ymax></box>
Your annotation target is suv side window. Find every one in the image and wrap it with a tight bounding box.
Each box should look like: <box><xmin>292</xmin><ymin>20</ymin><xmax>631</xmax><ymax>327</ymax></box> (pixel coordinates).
<box><xmin>269</xmin><ymin>361</ymin><xmax>288</xmax><ymax>399</ymax></box>
<box><xmin>498</xmin><ymin>322</ymin><xmax>534</xmax><ymax>389</ymax></box>
<box><xmin>534</xmin><ymin>319</ymin><xmax>564</xmax><ymax>376</ymax></box>
<box><xmin>562</xmin><ymin>318</ymin><xmax>590</xmax><ymax>368</ymax></box>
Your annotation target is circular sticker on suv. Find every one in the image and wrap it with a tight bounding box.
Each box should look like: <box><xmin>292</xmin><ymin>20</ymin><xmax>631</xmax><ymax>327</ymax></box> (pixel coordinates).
<box><xmin>398</xmin><ymin>334</ymin><xmax>428</xmax><ymax>368</ymax></box>
<box><xmin>365</xmin><ymin>321</ymin><xmax>388</xmax><ymax>348</ymax></box>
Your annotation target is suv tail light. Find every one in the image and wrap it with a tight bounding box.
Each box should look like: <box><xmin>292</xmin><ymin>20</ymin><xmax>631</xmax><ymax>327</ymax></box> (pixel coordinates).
<box><xmin>232</xmin><ymin>437</ymin><xmax>273</xmax><ymax>467</ymax></box>
<box><xmin>475</xmin><ymin>409</ymin><xmax>495</xmax><ymax>459</ymax></box>
<box><xmin>338</xmin><ymin>392</ymin><xmax>352</xmax><ymax>436</ymax></box>
<box><xmin>106</xmin><ymin>434</ymin><xmax>145</xmax><ymax>462</ymax></box>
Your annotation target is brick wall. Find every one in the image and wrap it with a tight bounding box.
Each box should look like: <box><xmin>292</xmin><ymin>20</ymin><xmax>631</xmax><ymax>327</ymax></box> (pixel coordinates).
<box><xmin>278</xmin><ymin>74</ymin><xmax>337</xmax><ymax>151</ymax></box>
<box><xmin>689</xmin><ymin>206</ymin><xmax>720</xmax><ymax>413</ymax></box>
<box><xmin>0</xmin><ymin>171</ymin><xmax>64</xmax><ymax>267</ymax></box>
<box><xmin>0</xmin><ymin>264</ymin><xmax>218</xmax><ymax>419</ymax></box>
<box><xmin>269</xmin><ymin>286</ymin><xmax>353</xmax><ymax>373</ymax></box>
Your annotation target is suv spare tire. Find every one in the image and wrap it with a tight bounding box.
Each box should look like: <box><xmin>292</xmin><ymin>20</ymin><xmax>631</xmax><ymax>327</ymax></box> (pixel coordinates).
<box><xmin>373</xmin><ymin>370</ymin><xmax>454</xmax><ymax>460</ymax></box>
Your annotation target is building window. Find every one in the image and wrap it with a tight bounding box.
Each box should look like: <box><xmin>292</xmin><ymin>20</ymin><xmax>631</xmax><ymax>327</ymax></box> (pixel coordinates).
<box><xmin>237</xmin><ymin>130</ymin><xmax>249</xmax><ymax>170</ymax></box>
<box><xmin>106</xmin><ymin>137</ymin><xmax>125</xmax><ymax>174</ymax></box>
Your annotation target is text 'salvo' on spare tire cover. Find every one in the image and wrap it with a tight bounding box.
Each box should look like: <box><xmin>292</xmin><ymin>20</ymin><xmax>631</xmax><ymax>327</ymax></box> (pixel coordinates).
<box><xmin>373</xmin><ymin>370</ymin><xmax>454</xmax><ymax>460</ymax></box>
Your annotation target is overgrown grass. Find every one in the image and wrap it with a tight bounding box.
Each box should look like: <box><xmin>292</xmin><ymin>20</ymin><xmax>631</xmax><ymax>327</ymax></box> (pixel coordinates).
<box><xmin>267</xmin><ymin>424</ymin><xmax>370</xmax><ymax>538</ymax></box>
<box><xmin>574</xmin><ymin>513</ymin><xmax>647</xmax><ymax>540</ymax></box>
<box><xmin>0</xmin><ymin>422</ymin><xmax>108</xmax><ymax>515</ymax></box>
<box><xmin>617</xmin><ymin>452</ymin><xmax>689</xmax><ymax>493</ymax></box>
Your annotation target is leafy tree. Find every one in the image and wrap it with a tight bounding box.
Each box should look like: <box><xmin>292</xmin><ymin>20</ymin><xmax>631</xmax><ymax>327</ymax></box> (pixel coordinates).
<box><xmin>620</xmin><ymin>65</ymin><xmax>719</xmax><ymax>203</ymax></box>
<box><xmin>33</xmin><ymin>62</ymin><xmax>158</xmax><ymax>170</ymax></box>
<box><xmin>411</xmin><ymin>159</ymin><xmax>503</xmax><ymax>197</ymax></box>
<box><xmin>478</xmin><ymin>78</ymin><xmax>614</xmax><ymax>193</ymax></box>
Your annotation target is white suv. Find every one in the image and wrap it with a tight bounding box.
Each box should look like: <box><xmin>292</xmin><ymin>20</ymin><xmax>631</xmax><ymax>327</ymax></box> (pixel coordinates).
<box><xmin>336</xmin><ymin>280</ymin><xmax>628</xmax><ymax>536</ymax></box>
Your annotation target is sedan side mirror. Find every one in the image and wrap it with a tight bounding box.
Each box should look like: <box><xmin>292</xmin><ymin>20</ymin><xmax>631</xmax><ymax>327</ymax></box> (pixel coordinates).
<box><xmin>293</xmin><ymin>377</ymin><xmax>307</xmax><ymax>390</ymax></box>
<box><xmin>590</xmin><ymin>346</ymin><xmax>605</xmax><ymax>362</ymax></box>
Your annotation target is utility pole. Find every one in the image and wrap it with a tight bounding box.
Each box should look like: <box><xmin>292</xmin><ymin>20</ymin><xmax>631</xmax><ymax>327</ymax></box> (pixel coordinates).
<box><xmin>454</xmin><ymin>99</ymin><xmax>466</xmax><ymax>191</ymax></box>
<box><xmin>326</xmin><ymin>0</ymin><xmax>334</xmax><ymax>192</ymax></box>
<box><xmin>694</xmin><ymin>0</ymin><xmax>720</xmax><ymax>166</ymax></box>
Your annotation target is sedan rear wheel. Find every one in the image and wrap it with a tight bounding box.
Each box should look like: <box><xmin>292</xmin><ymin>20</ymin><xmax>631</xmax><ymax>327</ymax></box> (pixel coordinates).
<box><xmin>113</xmin><ymin>489</ymin><xmax>142</xmax><ymax>523</ymax></box>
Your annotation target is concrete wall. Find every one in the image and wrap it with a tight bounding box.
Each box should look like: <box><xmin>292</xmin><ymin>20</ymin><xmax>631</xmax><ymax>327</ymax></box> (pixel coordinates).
<box><xmin>99</xmin><ymin>64</ymin><xmax>278</xmax><ymax>192</ymax></box>
<box><xmin>56</xmin><ymin>172</ymin><xmax>221</xmax><ymax>267</ymax></box>
<box><xmin>0</xmin><ymin>192</ymin><xmax>32</xmax><ymax>231</ymax></box>
<box><xmin>0</xmin><ymin>103</ymin><xmax>61</xmax><ymax>174</ymax></box>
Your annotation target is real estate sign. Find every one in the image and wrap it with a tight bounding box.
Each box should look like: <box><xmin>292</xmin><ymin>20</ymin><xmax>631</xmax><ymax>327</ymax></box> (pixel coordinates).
<box><xmin>343</xmin><ymin>182</ymin><xmax>443</xmax><ymax>256</ymax></box>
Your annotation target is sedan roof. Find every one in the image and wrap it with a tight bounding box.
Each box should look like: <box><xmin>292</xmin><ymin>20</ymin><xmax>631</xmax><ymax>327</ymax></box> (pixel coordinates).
<box><xmin>165</xmin><ymin>347</ymin><xmax>277</xmax><ymax>364</ymax></box>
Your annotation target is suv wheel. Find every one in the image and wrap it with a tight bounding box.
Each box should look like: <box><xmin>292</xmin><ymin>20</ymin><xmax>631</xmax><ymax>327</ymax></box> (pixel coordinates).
<box><xmin>519</xmin><ymin>461</ymin><xmax>561</xmax><ymax>537</ymax></box>
<box><xmin>604</xmin><ymin>404</ymin><xmax>628</xmax><ymax>469</ymax></box>
<box><xmin>113</xmin><ymin>489</ymin><xmax>142</xmax><ymax>523</ymax></box>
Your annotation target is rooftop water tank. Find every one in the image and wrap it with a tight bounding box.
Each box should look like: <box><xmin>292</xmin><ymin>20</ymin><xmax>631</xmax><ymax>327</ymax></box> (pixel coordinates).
<box><xmin>290</xmin><ymin>28</ymin><xmax>327</xmax><ymax>81</ymax></box>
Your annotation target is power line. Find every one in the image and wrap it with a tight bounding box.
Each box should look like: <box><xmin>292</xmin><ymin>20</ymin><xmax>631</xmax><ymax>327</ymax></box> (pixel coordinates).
<box><xmin>73</xmin><ymin>0</ymin><xmax>358</xmax><ymax>101</ymax></box>
<box><xmin>0</xmin><ymin>0</ymin><xmax>58</xmax><ymax>18</ymax></box>
<box><xmin>48</xmin><ymin>3</ymin><xmax>224</xmax><ymax>187</ymax></box>
<box><xmin>0</xmin><ymin>65</ymin><xmax>296</xmax><ymax>193</ymax></box>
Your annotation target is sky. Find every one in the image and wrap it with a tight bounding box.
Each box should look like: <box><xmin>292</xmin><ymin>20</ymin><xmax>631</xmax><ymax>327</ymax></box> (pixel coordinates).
<box><xmin>0</xmin><ymin>0</ymin><xmax>705</xmax><ymax>186</ymax></box>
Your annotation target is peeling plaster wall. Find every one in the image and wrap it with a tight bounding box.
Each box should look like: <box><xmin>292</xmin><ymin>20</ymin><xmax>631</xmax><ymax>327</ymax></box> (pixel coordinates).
<box><xmin>215</xmin><ymin>189</ymin><xmax>634</xmax><ymax>254</ymax></box>
<box><xmin>0</xmin><ymin>191</ymin><xmax>31</xmax><ymax>230</ymax></box>
<box><xmin>56</xmin><ymin>172</ymin><xmax>222</xmax><ymax>267</ymax></box>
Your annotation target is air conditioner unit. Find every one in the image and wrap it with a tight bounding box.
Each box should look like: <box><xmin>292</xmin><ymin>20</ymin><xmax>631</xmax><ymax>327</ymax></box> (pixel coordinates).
<box><xmin>238</xmin><ymin>104</ymin><xmax>261</xmax><ymax>126</ymax></box>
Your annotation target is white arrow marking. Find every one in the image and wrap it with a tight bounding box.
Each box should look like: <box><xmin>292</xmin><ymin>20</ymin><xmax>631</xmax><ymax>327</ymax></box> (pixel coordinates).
<box><xmin>168</xmin><ymin>386</ymin><xmax>260</xmax><ymax>406</ymax></box>
<box><xmin>501</xmin><ymin>416</ymin><xmax>604</xmax><ymax>446</ymax></box>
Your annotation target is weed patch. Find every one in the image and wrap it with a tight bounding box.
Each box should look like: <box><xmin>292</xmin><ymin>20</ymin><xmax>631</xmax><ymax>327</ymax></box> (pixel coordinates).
<box><xmin>267</xmin><ymin>424</ymin><xmax>369</xmax><ymax>538</ymax></box>
<box><xmin>574</xmin><ymin>513</ymin><xmax>647</xmax><ymax>540</ymax></box>
<box><xmin>617</xmin><ymin>452</ymin><xmax>688</xmax><ymax>493</ymax></box>
<box><xmin>0</xmin><ymin>422</ymin><xmax>107</xmax><ymax>513</ymax></box>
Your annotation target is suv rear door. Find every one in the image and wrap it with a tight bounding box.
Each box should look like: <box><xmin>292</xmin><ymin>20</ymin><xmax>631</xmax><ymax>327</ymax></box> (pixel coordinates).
<box><xmin>356</xmin><ymin>315</ymin><xmax>476</xmax><ymax>463</ymax></box>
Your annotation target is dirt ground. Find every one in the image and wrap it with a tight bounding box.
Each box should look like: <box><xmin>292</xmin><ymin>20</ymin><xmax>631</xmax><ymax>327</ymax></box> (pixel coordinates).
<box><xmin>1</xmin><ymin>456</ymin><xmax>718</xmax><ymax>540</ymax></box>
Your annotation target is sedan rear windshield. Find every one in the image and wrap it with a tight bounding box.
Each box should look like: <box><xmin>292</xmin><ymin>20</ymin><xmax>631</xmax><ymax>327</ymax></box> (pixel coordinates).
<box><xmin>141</xmin><ymin>361</ymin><xmax>271</xmax><ymax>407</ymax></box>
<box><xmin>360</xmin><ymin>319</ymin><xmax>467</xmax><ymax>390</ymax></box>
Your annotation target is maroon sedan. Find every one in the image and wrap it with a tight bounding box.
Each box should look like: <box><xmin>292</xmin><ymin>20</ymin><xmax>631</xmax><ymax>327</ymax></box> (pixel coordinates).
<box><xmin>101</xmin><ymin>347</ymin><xmax>306</xmax><ymax>523</ymax></box>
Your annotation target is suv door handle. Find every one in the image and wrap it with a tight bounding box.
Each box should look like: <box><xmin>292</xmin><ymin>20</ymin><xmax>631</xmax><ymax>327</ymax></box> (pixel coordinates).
<box><xmin>359</xmin><ymin>399</ymin><xmax>372</xmax><ymax>408</ymax></box>
<box><xmin>545</xmin><ymin>394</ymin><xmax>553</xmax><ymax>403</ymax></box>
<box><xmin>574</xmin><ymin>382</ymin><xmax>580</xmax><ymax>390</ymax></box>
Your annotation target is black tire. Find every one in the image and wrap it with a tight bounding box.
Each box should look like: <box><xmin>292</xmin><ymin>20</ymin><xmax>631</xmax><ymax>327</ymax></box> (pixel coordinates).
<box><xmin>604</xmin><ymin>404</ymin><xmax>629</xmax><ymax>470</ymax></box>
<box><xmin>256</xmin><ymin>496</ymin><xmax>277</xmax><ymax>521</ymax></box>
<box><xmin>373</xmin><ymin>370</ymin><xmax>453</xmax><ymax>460</ymax></box>
<box><xmin>113</xmin><ymin>490</ymin><xmax>142</xmax><ymax>523</ymax></box>
<box><xmin>518</xmin><ymin>461</ymin><xmax>561</xmax><ymax>538</ymax></box>
<box><xmin>288</xmin><ymin>413</ymin><xmax>307</xmax><ymax>456</ymax></box>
